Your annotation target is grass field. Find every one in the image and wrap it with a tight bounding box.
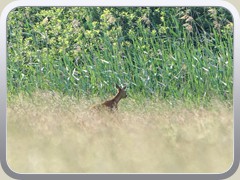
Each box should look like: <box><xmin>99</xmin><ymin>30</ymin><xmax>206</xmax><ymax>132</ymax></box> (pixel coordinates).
<box><xmin>6</xmin><ymin>7</ymin><xmax>234</xmax><ymax>174</ymax></box>
<box><xmin>7</xmin><ymin>92</ymin><xmax>233</xmax><ymax>173</ymax></box>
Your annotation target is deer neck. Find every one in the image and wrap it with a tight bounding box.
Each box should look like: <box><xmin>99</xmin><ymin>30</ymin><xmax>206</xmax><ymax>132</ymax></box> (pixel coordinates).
<box><xmin>112</xmin><ymin>92</ymin><xmax>122</xmax><ymax>104</ymax></box>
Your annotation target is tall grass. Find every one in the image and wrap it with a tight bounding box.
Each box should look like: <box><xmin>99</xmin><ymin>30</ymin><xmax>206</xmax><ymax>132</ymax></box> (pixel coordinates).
<box><xmin>7</xmin><ymin>7</ymin><xmax>233</xmax><ymax>104</ymax></box>
<box><xmin>6</xmin><ymin>7</ymin><xmax>234</xmax><ymax>174</ymax></box>
<box><xmin>7</xmin><ymin>92</ymin><xmax>233</xmax><ymax>173</ymax></box>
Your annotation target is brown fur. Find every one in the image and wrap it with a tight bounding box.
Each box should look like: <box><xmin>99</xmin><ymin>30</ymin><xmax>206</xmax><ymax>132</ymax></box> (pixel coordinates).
<box><xmin>91</xmin><ymin>84</ymin><xmax>127</xmax><ymax>111</ymax></box>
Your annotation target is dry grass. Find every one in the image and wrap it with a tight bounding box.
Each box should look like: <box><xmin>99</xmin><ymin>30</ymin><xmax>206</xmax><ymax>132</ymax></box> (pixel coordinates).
<box><xmin>7</xmin><ymin>92</ymin><xmax>233</xmax><ymax>173</ymax></box>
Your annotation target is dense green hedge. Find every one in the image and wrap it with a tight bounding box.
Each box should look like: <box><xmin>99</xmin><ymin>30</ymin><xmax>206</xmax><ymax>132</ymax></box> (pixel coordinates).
<box><xmin>7</xmin><ymin>7</ymin><xmax>233</xmax><ymax>103</ymax></box>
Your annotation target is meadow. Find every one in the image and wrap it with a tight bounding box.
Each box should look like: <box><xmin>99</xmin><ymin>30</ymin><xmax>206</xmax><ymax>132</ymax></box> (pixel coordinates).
<box><xmin>7</xmin><ymin>92</ymin><xmax>233</xmax><ymax>173</ymax></box>
<box><xmin>6</xmin><ymin>7</ymin><xmax>233</xmax><ymax>173</ymax></box>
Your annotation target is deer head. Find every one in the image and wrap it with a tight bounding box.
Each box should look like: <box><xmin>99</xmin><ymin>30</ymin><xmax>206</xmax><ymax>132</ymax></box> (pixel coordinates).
<box><xmin>116</xmin><ymin>84</ymin><xmax>127</xmax><ymax>99</ymax></box>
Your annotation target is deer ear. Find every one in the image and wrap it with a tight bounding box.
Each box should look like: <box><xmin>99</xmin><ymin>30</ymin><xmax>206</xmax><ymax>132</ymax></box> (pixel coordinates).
<box><xmin>123</xmin><ymin>86</ymin><xmax>127</xmax><ymax>90</ymax></box>
<box><xmin>116</xmin><ymin>84</ymin><xmax>121</xmax><ymax>89</ymax></box>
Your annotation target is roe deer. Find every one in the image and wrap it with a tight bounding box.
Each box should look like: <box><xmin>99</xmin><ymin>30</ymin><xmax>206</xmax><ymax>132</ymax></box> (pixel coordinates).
<box><xmin>91</xmin><ymin>84</ymin><xmax>127</xmax><ymax>111</ymax></box>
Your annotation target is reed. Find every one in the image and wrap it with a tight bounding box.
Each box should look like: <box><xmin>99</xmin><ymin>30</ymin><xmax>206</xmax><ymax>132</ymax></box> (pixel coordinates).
<box><xmin>7</xmin><ymin>7</ymin><xmax>233</xmax><ymax>105</ymax></box>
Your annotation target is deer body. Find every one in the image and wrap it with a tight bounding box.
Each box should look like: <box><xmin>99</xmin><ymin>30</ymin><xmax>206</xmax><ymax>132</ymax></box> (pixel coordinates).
<box><xmin>91</xmin><ymin>84</ymin><xmax>127</xmax><ymax>111</ymax></box>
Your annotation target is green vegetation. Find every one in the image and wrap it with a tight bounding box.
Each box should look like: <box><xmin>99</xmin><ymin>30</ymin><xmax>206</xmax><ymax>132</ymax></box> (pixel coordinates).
<box><xmin>6</xmin><ymin>7</ymin><xmax>234</xmax><ymax>173</ymax></box>
<box><xmin>7</xmin><ymin>7</ymin><xmax>233</xmax><ymax>104</ymax></box>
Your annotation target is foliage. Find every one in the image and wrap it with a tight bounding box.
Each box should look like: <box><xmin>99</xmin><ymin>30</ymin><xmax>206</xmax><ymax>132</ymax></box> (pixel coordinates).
<box><xmin>7</xmin><ymin>7</ymin><xmax>233</xmax><ymax>103</ymax></box>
